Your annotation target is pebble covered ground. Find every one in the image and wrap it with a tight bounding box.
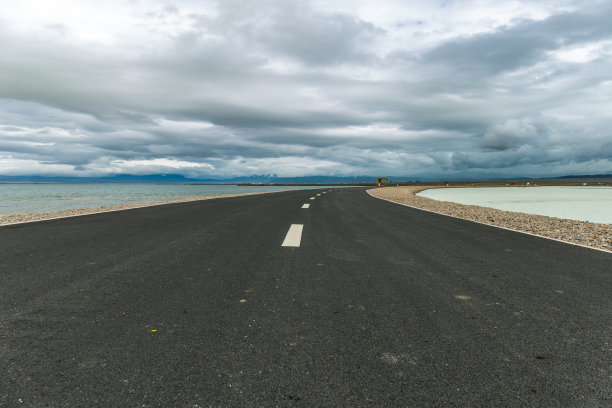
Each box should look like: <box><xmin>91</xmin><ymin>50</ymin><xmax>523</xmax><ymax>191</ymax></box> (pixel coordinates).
<box><xmin>0</xmin><ymin>191</ymin><xmax>277</xmax><ymax>226</ymax></box>
<box><xmin>369</xmin><ymin>186</ymin><xmax>612</xmax><ymax>252</ymax></box>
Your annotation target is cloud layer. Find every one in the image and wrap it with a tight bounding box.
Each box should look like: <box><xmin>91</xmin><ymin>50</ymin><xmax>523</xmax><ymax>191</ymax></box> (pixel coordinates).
<box><xmin>1</xmin><ymin>0</ymin><xmax>611</xmax><ymax>178</ymax></box>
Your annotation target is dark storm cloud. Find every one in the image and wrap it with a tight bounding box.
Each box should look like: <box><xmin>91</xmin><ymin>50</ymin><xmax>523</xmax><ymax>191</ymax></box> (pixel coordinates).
<box><xmin>481</xmin><ymin>119</ymin><xmax>538</xmax><ymax>151</ymax></box>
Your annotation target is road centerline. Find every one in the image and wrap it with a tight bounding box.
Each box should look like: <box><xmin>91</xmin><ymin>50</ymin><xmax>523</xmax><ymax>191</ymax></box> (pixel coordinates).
<box><xmin>281</xmin><ymin>224</ymin><xmax>303</xmax><ymax>247</ymax></box>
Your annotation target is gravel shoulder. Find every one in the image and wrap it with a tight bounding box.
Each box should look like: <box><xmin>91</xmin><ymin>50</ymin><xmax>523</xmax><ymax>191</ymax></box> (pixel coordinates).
<box><xmin>368</xmin><ymin>186</ymin><xmax>612</xmax><ymax>252</ymax></box>
<box><xmin>0</xmin><ymin>191</ymin><xmax>280</xmax><ymax>226</ymax></box>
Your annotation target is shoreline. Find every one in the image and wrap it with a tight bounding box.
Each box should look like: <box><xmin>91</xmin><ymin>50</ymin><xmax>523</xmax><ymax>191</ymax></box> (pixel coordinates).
<box><xmin>0</xmin><ymin>191</ymin><xmax>283</xmax><ymax>227</ymax></box>
<box><xmin>368</xmin><ymin>186</ymin><xmax>612</xmax><ymax>253</ymax></box>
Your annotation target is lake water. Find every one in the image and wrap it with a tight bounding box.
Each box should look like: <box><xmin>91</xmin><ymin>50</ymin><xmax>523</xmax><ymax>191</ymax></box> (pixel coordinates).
<box><xmin>0</xmin><ymin>184</ymin><xmax>333</xmax><ymax>216</ymax></box>
<box><xmin>417</xmin><ymin>186</ymin><xmax>612</xmax><ymax>224</ymax></box>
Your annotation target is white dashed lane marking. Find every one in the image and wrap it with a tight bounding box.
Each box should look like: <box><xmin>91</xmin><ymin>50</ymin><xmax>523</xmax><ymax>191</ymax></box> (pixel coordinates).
<box><xmin>281</xmin><ymin>224</ymin><xmax>303</xmax><ymax>247</ymax></box>
<box><xmin>310</xmin><ymin>197</ymin><xmax>316</xmax><ymax>200</ymax></box>
<box><xmin>301</xmin><ymin>204</ymin><xmax>310</xmax><ymax>209</ymax></box>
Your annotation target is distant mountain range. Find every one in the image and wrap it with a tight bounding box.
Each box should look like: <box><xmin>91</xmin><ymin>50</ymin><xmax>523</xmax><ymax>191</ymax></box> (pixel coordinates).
<box><xmin>0</xmin><ymin>174</ymin><xmax>392</xmax><ymax>184</ymax></box>
<box><xmin>553</xmin><ymin>173</ymin><xmax>612</xmax><ymax>180</ymax></box>
<box><xmin>0</xmin><ymin>173</ymin><xmax>610</xmax><ymax>184</ymax></box>
<box><xmin>0</xmin><ymin>174</ymin><xmax>197</xmax><ymax>184</ymax></box>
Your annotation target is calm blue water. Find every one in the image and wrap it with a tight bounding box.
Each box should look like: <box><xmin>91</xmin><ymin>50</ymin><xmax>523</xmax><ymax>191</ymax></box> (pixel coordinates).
<box><xmin>417</xmin><ymin>186</ymin><xmax>612</xmax><ymax>224</ymax></box>
<box><xmin>0</xmin><ymin>184</ymin><xmax>333</xmax><ymax>216</ymax></box>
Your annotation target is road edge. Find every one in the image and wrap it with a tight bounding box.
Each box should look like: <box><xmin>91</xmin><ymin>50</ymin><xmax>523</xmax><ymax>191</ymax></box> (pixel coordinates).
<box><xmin>0</xmin><ymin>190</ymin><xmax>289</xmax><ymax>228</ymax></box>
<box><xmin>366</xmin><ymin>189</ymin><xmax>612</xmax><ymax>255</ymax></box>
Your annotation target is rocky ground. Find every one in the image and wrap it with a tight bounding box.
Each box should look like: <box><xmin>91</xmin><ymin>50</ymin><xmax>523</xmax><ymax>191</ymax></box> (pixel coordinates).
<box><xmin>368</xmin><ymin>186</ymin><xmax>612</xmax><ymax>252</ymax></box>
<box><xmin>0</xmin><ymin>191</ymin><xmax>277</xmax><ymax>226</ymax></box>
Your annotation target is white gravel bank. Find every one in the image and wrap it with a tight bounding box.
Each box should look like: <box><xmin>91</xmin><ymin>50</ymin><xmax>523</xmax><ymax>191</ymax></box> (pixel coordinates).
<box><xmin>368</xmin><ymin>186</ymin><xmax>612</xmax><ymax>253</ymax></box>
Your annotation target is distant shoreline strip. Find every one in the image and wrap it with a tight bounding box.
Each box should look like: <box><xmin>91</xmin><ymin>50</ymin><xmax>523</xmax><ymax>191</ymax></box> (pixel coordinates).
<box><xmin>0</xmin><ymin>190</ymin><xmax>285</xmax><ymax>227</ymax></box>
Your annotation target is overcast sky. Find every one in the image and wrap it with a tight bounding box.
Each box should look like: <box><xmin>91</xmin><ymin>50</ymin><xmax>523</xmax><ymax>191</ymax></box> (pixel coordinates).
<box><xmin>1</xmin><ymin>0</ymin><xmax>611</xmax><ymax>179</ymax></box>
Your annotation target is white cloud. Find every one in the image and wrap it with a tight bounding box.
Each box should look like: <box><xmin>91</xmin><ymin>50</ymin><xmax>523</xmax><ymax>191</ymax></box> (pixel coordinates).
<box><xmin>218</xmin><ymin>156</ymin><xmax>349</xmax><ymax>177</ymax></box>
<box><xmin>83</xmin><ymin>158</ymin><xmax>215</xmax><ymax>176</ymax></box>
<box><xmin>550</xmin><ymin>40</ymin><xmax>612</xmax><ymax>63</ymax></box>
<box><xmin>111</xmin><ymin>158</ymin><xmax>211</xmax><ymax>169</ymax></box>
<box><xmin>0</xmin><ymin>156</ymin><xmax>81</xmax><ymax>176</ymax></box>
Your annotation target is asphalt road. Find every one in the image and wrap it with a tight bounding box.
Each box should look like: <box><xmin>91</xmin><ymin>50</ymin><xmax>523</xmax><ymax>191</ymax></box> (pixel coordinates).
<box><xmin>1</xmin><ymin>188</ymin><xmax>610</xmax><ymax>407</ymax></box>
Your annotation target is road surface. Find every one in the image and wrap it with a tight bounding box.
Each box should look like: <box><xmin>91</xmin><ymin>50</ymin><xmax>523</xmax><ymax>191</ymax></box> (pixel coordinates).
<box><xmin>1</xmin><ymin>188</ymin><xmax>610</xmax><ymax>406</ymax></box>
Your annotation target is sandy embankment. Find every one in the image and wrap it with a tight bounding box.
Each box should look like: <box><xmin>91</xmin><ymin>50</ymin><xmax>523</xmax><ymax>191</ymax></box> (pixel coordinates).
<box><xmin>368</xmin><ymin>186</ymin><xmax>612</xmax><ymax>252</ymax></box>
<box><xmin>0</xmin><ymin>191</ymin><xmax>278</xmax><ymax>226</ymax></box>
